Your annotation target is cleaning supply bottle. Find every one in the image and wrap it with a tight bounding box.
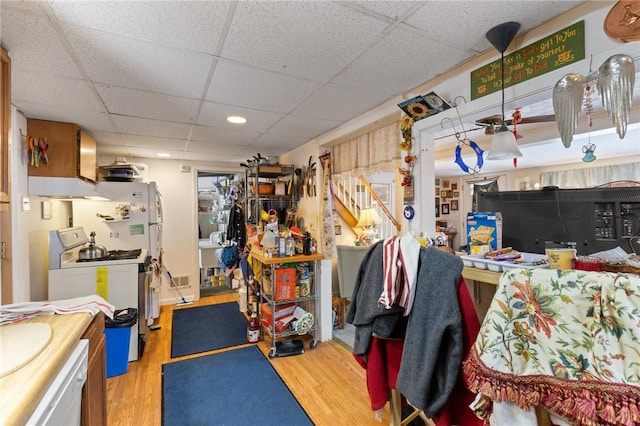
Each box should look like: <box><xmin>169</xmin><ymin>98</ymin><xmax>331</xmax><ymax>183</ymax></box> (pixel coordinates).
<box><xmin>247</xmin><ymin>303</ymin><xmax>260</xmax><ymax>343</ymax></box>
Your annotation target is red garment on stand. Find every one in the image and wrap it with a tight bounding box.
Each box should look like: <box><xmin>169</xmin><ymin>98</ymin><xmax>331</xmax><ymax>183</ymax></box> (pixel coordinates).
<box><xmin>354</xmin><ymin>278</ymin><xmax>482</xmax><ymax>425</ymax></box>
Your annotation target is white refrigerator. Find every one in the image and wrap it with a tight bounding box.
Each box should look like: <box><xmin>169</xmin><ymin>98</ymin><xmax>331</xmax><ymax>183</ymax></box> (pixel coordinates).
<box><xmin>72</xmin><ymin>181</ymin><xmax>163</xmax><ymax>320</ymax></box>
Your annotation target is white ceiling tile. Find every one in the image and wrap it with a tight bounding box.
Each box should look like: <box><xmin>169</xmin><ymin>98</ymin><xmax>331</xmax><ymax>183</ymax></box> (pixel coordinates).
<box><xmin>95</xmin><ymin>84</ymin><xmax>200</xmax><ymax>123</ymax></box>
<box><xmin>63</xmin><ymin>24</ymin><xmax>213</xmax><ymax>98</ymax></box>
<box><xmin>294</xmin><ymin>84</ymin><xmax>390</xmax><ymax>122</ymax></box>
<box><xmin>333</xmin><ymin>26</ymin><xmax>470</xmax><ymax>97</ymax></box>
<box><xmin>187</xmin><ymin>140</ymin><xmax>248</xmax><ymax>155</ymax></box>
<box><xmin>251</xmin><ymin>133</ymin><xmax>311</xmax><ymax>152</ymax></box>
<box><xmin>404</xmin><ymin>1</ymin><xmax>585</xmax><ymax>53</ymax></box>
<box><xmin>0</xmin><ymin>6</ymin><xmax>84</xmax><ymax>79</ymax></box>
<box><xmin>206</xmin><ymin>61</ymin><xmax>320</xmax><ymax>113</ymax></box>
<box><xmin>197</xmin><ymin>101</ymin><xmax>285</xmax><ymax>133</ymax></box>
<box><xmin>115</xmin><ymin>134</ymin><xmax>189</xmax><ymax>152</ymax></box>
<box><xmin>190</xmin><ymin>124</ymin><xmax>260</xmax><ymax>146</ymax></box>
<box><xmin>268</xmin><ymin>115</ymin><xmax>342</xmax><ymax>139</ymax></box>
<box><xmin>345</xmin><ymin>1</ymin><xmax>421</xmax><ymax>20</ymax></box>
<box><xmin>48</xmin><ymin>1</ymin><xmax>231</xmax><ymax>55</ymax></box>
<box><xmin>221</xmin><ymin>1</ymin><xmax>389</xmax><ymax>81</ymax></box>
<box><xmin>12</xmin><ymin>72</ymin><xmax>104</xmax><ymax>113</ymax></box>
<box><xmin>18</xmin><ymin>101</ymin><xmax>115</xmax><ymax>132</ymax></box>
<box><xmin>111</xmin><ymin>115</ymin><xmax>192</xmax><ymax>140</ymax></box>
<box><xmin>181</xmin><ymin>150</ymin><xmax>242</xmax><ymax>162</ymax></box>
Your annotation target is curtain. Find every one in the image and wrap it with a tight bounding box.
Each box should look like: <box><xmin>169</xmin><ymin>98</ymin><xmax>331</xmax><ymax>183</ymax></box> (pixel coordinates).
<box><xmin>539</xmin><ymin>162</ymin><xmax>640</xmax><ymax>188</ymax></box>
<box><xmin>331</xmin><ymin>122</ymin><xmax>401</xmax><ymax>175</ymax></box>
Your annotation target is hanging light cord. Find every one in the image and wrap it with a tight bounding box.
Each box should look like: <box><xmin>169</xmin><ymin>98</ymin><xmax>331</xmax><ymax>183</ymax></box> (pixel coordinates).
<box><xmin>500</xmin><ymin>51</ymin><xmax>506</xmax><ymax>127</ymax></box>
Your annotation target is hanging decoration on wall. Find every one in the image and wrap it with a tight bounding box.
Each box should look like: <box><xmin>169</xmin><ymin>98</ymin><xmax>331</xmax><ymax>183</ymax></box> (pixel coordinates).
<box><xmin>582</xmin><ymin>81</ymin><xmax>597</xmax><ymax>163</ymax></box>
<box><xmin>442</xmin><ymin>97</ymin><xmax>485</xmax><ymax>176</ymax></box>
<box><xmin>552</xmin><ymin>54</ymin><xmax>635</xmax><ymax>148</ymax></box>
<box><xmin>511</xmin><ymin>108</ymin><xmax>522</xmax><ymax>169</ymax></box>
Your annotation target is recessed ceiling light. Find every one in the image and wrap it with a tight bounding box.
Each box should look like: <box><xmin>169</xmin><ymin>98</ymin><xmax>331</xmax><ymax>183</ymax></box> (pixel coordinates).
<box><xmin>227</xmin><ymin>115</ymin><xmax>247</xmax><ymax>124</ymax></box>
<box><xmin>157</xmin><ymin>153</ymin><xmax>171</xmax><ymax>158</ymax></box>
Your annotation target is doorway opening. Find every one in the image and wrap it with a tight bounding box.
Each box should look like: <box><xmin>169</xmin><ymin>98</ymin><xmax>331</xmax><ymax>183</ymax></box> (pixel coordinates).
<box><xmin>197</xmin><ymin>171</ymin><xmax>241</xmax><ymax>298</ymax></box>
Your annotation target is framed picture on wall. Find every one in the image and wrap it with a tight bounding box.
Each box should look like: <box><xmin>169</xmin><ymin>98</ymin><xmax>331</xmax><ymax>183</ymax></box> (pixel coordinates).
<box><xmin>442</xmin><ymin>203</ymin><xmax>450</xmax><ymax>215</ymax></box>
<box><xmin>435</xmin><ymin>197</ymin><xmax>440</xmax><ymax>217</ymax></box>
<box><xmin>435</xmin><ymin>178</ymin><xmax>440</xmax><ymax>185</ymax></box>
<box><xmin>450</xmin><ymin>200</ymin><xmax>458</xmax><ymax>211</ymax></box>
<box><xmin>443</xmin><ymin>180</ymin><xmax>450</xmax><ymax>188</ymax></box>
<box><xmin>453</xmin><ymin>191</ymin><xmax>459</xmax><ymax>197</ymax></box>
<box><xmin>451</xmin><ymin>183</ymin><xmax>458</xmax><ymax>190</ymax></box>
<box><xmin>371</xmin><ymin>183</ymin><xmax>390</xmax><ymax>204</ymax></box>
<box><xmin>441</xmin><ymin>190</ymin><xmax>448</xmax><ymax>198</ymax></box>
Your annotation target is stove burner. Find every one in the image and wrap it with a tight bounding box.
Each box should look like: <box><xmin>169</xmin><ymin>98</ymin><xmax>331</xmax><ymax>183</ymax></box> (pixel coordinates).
<box><xmin>77</xmin><ymin>249</ymin><xmax>142</xmax><ymax>262</ymax></box>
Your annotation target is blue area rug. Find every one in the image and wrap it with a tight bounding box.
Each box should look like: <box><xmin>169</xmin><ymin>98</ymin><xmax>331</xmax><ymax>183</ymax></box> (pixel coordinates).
<box><xmin>171</xmin><ymin>303</ymin><xmax>248</xmax><ymax>358</ymax></box>
<box><xmin>162</xmin><ymin>345</ymin><xmax>313</xmax><ymax>425</ymax></box>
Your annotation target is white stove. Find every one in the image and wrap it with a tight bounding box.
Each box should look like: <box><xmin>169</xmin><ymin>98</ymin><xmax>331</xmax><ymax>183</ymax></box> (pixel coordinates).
<box><xmin>48</xmin><ymin>227</ymin><xmax>150</xmax><ymax>362</ymax></box>
<box><xmin>49</xmin><ymin>227</ymin><xmax>147</xmax><ymax>269</ymax></box>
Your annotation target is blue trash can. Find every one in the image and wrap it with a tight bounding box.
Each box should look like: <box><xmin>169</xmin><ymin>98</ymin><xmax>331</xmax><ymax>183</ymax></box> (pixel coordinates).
<box><xmin>104</xmin><ymin>308</ymin><xmax>137</xmax><ymax>378</ymax></box>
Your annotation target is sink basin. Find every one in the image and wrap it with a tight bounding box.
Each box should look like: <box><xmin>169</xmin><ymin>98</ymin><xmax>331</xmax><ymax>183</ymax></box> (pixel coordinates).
<box><xmin>0</xmin><ymin>323</ymin><xmax>52</xmax><ymax>378</ymax></box>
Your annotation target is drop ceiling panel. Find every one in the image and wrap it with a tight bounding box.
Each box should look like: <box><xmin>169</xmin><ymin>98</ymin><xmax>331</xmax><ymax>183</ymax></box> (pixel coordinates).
<box><xmin>221</xmin><ymin>1</ymin><xmax>389</xmax><ymax>81</ymax></box>
<box><xmin>190</xmin><ymin>124</ymin><xmax>260</xmax><ymax>146</ymax></box>
<box><xmin>116</xmin><ymin>134</ymin><xmax>189</xmax><ymax>151</ymax></box>
<box><xmin>62</xmin><ymin>24</ymin><xmax>213</xmax><ymax>98</ymax></box>
<box><xmin>333</xmin><ymin>26</ymin><xmax>470</xmax><ymax>98</ymax></box>
<box><xmin>197</xmin><ymin>101</ymin><xmax>285</xmax><ymax>132</ymax></box>
<box><xmin>268</xmin><ymin>114</ymin><xmax>342</xmax><ymax>139</ymax></box>
<box><xmin>48</xmin><ymin>1</ymin><xmax>231</xmax><ymax>55</ymax></box>
<box><xmin>12</xmin><ymin>72</ymin><xmax>104</xmax><ymax>113</ymax></box>
<box><xmin>404</xmin><ymin>1</ymin><xmax>584</xmax><ymax>53</ymax></box>
<box><xmin>349</xmin><ymin>1</ymin><xmax>423</xmax><ymax>20</ymax></box>
<box><xmin>187</xmin><ymin>140</ymin><xmax>250</xmax><ymax>155</ymax></box>
<box><xmin>1</xmin><ymin>7</ymin><xmax>84</xmax><ymax>79</ymax></box>
<box><xmin>19</xmin><ymin>102</ymin><xmax>115</xmax><ymax>132</ymax></box>
<box><xmin>206</xmin><ymin>61</ymin><xmax>320</xmax><ymax>114</ymax></box>
<box><xmin>95</xmin><ymin>85</ymin><xmax>200</xmax><ymax>123</ymax></box>
<box><xmin>111</xmin><ymin>116</ymin><xmax>193</xmax><ymax>140</ymax></box>
<box><xmin>293</xmin><ymin>84</ymin><xmax>391</xmax><ymax>122</ymax></box>
<box><xmin>251</xmin><ymin>133</ymin><xmax>311</xmax><ymax>151</ymax></box>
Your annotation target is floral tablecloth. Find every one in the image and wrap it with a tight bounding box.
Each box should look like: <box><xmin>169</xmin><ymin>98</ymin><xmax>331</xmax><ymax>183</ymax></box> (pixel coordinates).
<box><xmin>464</xmin><ymin>268</ymin><xmax>640</xmax><ymax>425</ymax></box>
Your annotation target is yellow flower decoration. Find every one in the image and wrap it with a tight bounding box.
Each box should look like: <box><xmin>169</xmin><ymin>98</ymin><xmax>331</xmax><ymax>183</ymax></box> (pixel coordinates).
<box><xmin>400</xmin><ymin>115</ymin><xmax>414</xmax><ymax>131</ymax></box>
<box><xmin>406</xmin><ymin>102</ymin><xmax>431</xmax><ymax>119</ymax></box>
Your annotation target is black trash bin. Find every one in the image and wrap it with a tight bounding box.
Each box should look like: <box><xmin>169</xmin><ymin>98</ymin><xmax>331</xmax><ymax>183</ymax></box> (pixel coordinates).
<box><xmin>104</xmin><ymin>308</ymin><xmax>137</xmax><ymax>378</ymax></box>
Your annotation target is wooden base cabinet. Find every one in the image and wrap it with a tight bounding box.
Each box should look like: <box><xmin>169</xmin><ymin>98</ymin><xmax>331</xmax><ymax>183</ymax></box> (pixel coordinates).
<box><xmin>81</xmin><ymin>312</ymin><xmax>107</xmax><ymax>426</ymax></box>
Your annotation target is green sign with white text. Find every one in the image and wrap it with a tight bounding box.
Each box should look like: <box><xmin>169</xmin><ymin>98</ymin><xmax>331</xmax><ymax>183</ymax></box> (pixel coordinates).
<box><xmin>471</xmin><ymin>20</ymin><xmax>585</xmax><ymax>100</ymax></box>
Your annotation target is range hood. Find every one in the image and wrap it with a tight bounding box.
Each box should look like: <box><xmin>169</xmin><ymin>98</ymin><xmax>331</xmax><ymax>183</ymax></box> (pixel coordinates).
<box><xmin>28</xmin><ymin>177</ymin><xmax>110</xmax><ymax>200</ymax></box>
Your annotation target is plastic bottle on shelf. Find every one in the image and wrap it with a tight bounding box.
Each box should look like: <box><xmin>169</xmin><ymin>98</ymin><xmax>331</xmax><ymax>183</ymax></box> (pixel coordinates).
<box><xmin>247</xmin><ymin>303</ymin><xmax>260</xmax><ymax>343</ymax></box>
<box><xmin>286</xmin><ymin>229</ymin><xmax>295</xmax><ymax>256</ymax></box>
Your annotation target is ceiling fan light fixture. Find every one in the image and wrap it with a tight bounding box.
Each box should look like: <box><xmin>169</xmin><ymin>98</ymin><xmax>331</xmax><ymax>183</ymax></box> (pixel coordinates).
<box><xmin>485</xmin><ymin>21</ymin><xmax>522</xmax><ymax>161</ymax></box>
<box><xmin>487</xmin><ymin>124</ymin><xmax>523</xmax><ymax>160</ymax></box>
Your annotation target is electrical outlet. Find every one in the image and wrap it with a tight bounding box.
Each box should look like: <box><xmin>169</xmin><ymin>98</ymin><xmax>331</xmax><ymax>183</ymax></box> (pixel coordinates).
<box><xmin>22</xmin><ymin>195</ymin><xmax>30</xmax><ymax>211</ymax></box>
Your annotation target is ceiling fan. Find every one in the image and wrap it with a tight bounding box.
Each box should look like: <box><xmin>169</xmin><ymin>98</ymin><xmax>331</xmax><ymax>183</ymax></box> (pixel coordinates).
<box><xmin>474</xmin><ymin>112</ymin><xmax>556</xmax><ymax>136</ymax></box>
<box><xmin>436</xmin><ymin>111</ymin><xmax>556</xmax><ymax>140</ymax></box>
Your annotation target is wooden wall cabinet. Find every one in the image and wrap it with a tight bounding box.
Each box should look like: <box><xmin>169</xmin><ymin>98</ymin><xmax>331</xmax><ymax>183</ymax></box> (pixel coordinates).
<box><xmin>26</xmin><ymin>119</ymin><xmax>97</xmax><ymax>182</ymax></box>
<box><xmin>81</xmin><ymin>312</ymin><xmax>107</xmax><ymax>426</ymax></box>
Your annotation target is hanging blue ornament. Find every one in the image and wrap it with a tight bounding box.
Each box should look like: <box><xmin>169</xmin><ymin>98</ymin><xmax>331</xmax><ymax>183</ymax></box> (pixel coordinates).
<box><xmin>454</xmin><ymin>140</ymin><xmax>484</xmax><ymax>174</ymax></box>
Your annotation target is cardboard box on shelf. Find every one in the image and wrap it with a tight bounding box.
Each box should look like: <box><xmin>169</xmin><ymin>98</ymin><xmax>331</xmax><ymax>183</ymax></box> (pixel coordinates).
<box><xmin>466</xmin><ymin>212</ymin><xmax>502</xmax><ymax>253</ymax></box>
<box><xmin>260</xmin><ymin>303</ymin><xmax>296</xmax><ymax>326</ymax></box>
<box><xmin>274</xmin><ymin>267</ymin><xmax>296</xmax><ymax>301</ymax></box>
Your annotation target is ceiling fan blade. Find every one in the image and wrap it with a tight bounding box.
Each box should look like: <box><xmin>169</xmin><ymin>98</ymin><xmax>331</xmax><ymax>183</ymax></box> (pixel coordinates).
<box><xmin>434</xmin><ymin>127</ymin><xmax>485</xmax><ymax>140</ymax></box>
<box><xmin>506</xmin><ymin>114</ymin><xmax>556</xmax><ymax>125</ymax></box>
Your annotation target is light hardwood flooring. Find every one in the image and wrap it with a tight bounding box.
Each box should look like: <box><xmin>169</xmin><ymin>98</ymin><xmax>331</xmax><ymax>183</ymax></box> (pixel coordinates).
<box><xmin>106</xmin><ymin>292</ymin><xmax>389</xmax><ymax>425</ymax></box>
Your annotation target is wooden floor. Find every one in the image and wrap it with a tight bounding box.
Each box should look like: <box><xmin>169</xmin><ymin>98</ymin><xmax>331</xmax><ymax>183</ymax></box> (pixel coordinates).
<box><xmin>106</xmin><ymin>292</ymin><xmax>389</xmax><ymax>425</ymax></box>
